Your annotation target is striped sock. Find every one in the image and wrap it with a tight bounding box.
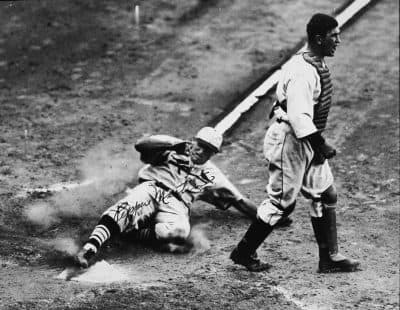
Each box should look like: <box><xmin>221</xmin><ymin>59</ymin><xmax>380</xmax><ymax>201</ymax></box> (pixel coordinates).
<box><xmin>86</xmin><ymin>215</ymin><xmax>120</xmax><ymax>252</ymax></box>
<box><xmin>88</xmin><ymin>224</ymin><xmax>111</xmax><ymax>251</ymax></box>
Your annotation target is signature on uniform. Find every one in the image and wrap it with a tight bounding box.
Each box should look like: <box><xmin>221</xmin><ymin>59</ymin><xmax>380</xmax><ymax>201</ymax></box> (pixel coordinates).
<box><xmin>150</xmin><ymin>168</ymin><xmax>216</xmax><ymax>205</ymax></box>
<box><xmin>113</xmin><ymin>169</ymin><xmax>217</xmax><ymax>224</ymax></box>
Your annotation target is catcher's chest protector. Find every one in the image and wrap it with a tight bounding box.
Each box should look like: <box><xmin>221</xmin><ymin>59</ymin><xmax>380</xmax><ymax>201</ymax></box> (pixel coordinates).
<box><xmin>303</xmin><ymin>53</ymin><xmax>333</xmax><ymax>131</ymax></box>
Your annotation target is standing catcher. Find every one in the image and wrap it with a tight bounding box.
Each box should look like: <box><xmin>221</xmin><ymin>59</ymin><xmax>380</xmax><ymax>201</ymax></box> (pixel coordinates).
<box><xmin>230</xmin><ymin>13</ymin><xmax>360</xmax><ymax>273</ymax></box>
<box><xmin>75</xmin><ymin>127</ymin><xmax>290</xmax><ymax>268</ymax></box>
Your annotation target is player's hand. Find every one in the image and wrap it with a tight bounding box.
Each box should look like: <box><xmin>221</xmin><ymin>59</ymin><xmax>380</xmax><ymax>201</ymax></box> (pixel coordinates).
<box><xmin>312</xmin><ymin>142</ymin><xmax>336</xmax><ymax>165</ymax></box>
<box><xmin>306</xmin><ymin>132</ymin><xmax>336</xmax><ymax>165</ymax></box>
<box><xmin>319</xmin><ymin>142</ymin><xmax>336</xmax><ymax>159</ymax></box>
<box><xmin>312</xmin><ymin>151</ymin><xmax>326</xmax><ymax>165</ymax></box>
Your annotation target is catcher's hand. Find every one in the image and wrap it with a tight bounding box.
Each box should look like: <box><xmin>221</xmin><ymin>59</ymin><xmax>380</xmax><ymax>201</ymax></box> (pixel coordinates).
<box><xmin>312</xmin><ymin>141</ymin><xmax>336</xmax><ymax>165</ymax></box>
<box><xmin>306</xmin><ymin>132</ymin><xmax>336</xmax><ymax>165</ymax></box>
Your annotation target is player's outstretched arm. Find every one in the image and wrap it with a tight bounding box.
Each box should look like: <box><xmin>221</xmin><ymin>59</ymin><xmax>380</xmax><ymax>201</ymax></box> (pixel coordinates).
<box><xmin>230</xmin><ymin>197</ymin><xmax>257</xmax><ymax>220</ymax></box>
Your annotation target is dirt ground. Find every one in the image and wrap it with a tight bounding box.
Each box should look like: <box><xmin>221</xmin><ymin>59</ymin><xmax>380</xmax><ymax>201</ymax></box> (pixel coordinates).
<box><xmin>0</xmin><ymin>0</ymin><xmax>398</xmax><ymax>309</ymax></box>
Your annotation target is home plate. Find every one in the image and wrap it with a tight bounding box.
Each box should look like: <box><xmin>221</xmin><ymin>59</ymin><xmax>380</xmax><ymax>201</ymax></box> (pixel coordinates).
<box><xmin>56</xmin><ymin>260</ymin><xmax>129</xmax><ymax>283</ymax></box>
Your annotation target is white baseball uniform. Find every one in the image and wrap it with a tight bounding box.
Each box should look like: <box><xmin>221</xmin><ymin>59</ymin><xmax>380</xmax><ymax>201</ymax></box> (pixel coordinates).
<box><xmin>258</xmin><ymin>51</ymin><xmax>334</xmax><ymax>225</ymax></box>
<box><xmin>102</xmin><ymin>141</ymin><xmax>244</xmax><ymax>240</ymax></box>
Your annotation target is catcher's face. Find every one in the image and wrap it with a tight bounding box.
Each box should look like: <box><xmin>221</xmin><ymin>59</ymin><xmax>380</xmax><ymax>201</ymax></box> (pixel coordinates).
<box><xmin>320</xmin><ymin>27</ymin><xmax>341</xmax><ymax>57</ymax></box>
<box><xmin>190</xmin><ymin>140</ymin><xmax>216</xmax><ymax>165</ymax></box>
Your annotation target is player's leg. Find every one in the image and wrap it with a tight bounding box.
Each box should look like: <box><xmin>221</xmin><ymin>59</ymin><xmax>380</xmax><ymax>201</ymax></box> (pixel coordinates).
<box><xmin>75</xmin><ymin>182</ymin><xmax>157</xmax><ymax>268</ymax></box>
<box><xmin>230</xmin><ymin>198</ymin><xmax>297</xmax><ymax>272</ymax></box>
<box><xmin>231</xmin><ymin>124</ymin><xmax>305</xmax><ymax>271</ymax></box>
<box><xmin>152</xmin><ymin>196</ymin><xmax>192</xmax><ymax>253</ymax></box>
<box><xmin>304</xmin><ymin>164</ymin><xmax>360</xmax><ymax>273</ymax></box>
<box><xmin>314</xmin><ymin>185</ymin><xmax>360</xmax><ymax>272</ymax></box>
<box><xmin>123</xmin><ymin>214</ymin><xmax>190</xmax><ymax>243</ymax></box>
<box><xmin>75</xmin><ymin>214</ymin><xmax>120</xmax><ymax>268</ymax></box>
<box><xmin>263</xmin><ymin>122</ymin><xmax>294</xmax><ymax>229</ymax></box>
<box><xmin>153</xmin><ymin>214</ymin><xmax>192</xmax><ymax>253</ymax></box>
<box><xmin>123</xmin><ymin>196</ymin><xmax>192</xmax><ymax>253</ymax></box>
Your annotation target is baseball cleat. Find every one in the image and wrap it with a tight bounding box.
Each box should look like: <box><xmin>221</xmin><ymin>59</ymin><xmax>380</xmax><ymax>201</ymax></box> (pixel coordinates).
<box><xmin>75</xmin><ymin>246</ymin><xmax>96</xmax><ymax>269</ymax></box>
<box><xmin>230</xmin><ymin>247</ymin><xmax>270</xmax><ymax>272</ymax></box>
<box><xmin>318</xmin><ymin>257</ymin><xmax>360</xmax><ymax>273</ymax></box>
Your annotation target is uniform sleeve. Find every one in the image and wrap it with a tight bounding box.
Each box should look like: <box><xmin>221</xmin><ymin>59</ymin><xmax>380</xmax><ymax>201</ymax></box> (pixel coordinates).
<box><xmin>135</xmin><ymin>135</ymin><xmax>187</xmax><ymax>165</ymax></box>
<box><xmin>286</xmin><ymin>72</ymin><xmax>319</xmax><ymax>138</ymax></box>
<box><xmin>135</xmin><ymin>135</ymin><xmax>184</xmax><ymax>153</ymax></box>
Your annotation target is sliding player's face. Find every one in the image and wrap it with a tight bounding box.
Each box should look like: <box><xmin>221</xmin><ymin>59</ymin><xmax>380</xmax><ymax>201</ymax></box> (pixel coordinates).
<box><xmin>190</xmin><ymin>140</ymin><xmax>216</xmax><ymax>165</ymax></box>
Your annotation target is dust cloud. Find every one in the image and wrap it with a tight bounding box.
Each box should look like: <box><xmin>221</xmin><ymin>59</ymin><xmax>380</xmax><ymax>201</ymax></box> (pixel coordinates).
<box><xmin>46</xmin><ymin>237</ymin><xmax>80</xmax><ymax>256</ymax></box>
<box><xmin>25</xmin><ymin>202</ymin><xmax>59</xmax><ymax>228</ymax></box>
<box><xmin>25</xmin><ymin>139</ymin><xmax>143</xmax><ymax>228</ymax></box>
<box><xmin>189</xmin><ymin>224</ymin><xmax>211</xmax><ymax>253</ymax></box>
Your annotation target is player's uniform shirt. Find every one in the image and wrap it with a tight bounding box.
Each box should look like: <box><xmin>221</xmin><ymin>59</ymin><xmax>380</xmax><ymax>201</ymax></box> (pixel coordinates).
<box><xmin>138</xmin><ymin>148</ymin><xmax>244</xmax><ymax>209</ymax></box>
<box><xmin>84</xmin><ymin>138</ymin><xmax>247</xmax><ymax>253</ymax></box>
<box><xmin>104</xmin><ymin>139</ymin><xmax>244</xmax><ymax>234</ymax></box>
<box><xmin>275</xmin><ymin>52</ymin><xmax>325</xmax><ymax>138</ymax></box>
<box><xmin>260</xmin><ymin>49</ymin><xmax>334</xmax><ymax>225</ymax></box>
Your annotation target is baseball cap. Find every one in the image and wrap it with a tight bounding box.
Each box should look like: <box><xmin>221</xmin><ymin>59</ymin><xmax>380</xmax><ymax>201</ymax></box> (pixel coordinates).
<box><xmin>195</xmin><ymin>127</ymin><xmax>223</xmax><ymax>153</ymax></box>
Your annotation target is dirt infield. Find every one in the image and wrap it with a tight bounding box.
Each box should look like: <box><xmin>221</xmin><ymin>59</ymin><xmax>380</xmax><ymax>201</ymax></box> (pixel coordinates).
<box><xmin>0</xmin><ymin>0</ymin><xmax>398</xmax><ymax>309</ymax></box>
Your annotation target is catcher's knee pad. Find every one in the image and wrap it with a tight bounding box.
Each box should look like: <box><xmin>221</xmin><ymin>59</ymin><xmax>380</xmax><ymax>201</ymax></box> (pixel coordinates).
<box><xmin>310</xmin><ymin>200</ymin><xmax>323</xmax><ymax>218</ymax></box>
<box><xmin>310</xmin><ymin>199</ymin><xmax>337</xmax><ymax>218</ymax></box>
<box><xmin>321</xmin><ymin>185</ymin><xmax>337</xmax><ymax>206</ymax></box>
<box><xmin>257</xmin><ymin>200</ymin><xmax>295</xmax><ymax>226</ymax></box>
<box><xmin>154</xmin><ymin>221</ymin><xmax>190</xmax><ymax>242</ymax></box>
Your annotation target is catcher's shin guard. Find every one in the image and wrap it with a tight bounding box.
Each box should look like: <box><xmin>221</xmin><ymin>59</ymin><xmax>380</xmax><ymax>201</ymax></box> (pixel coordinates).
<box><xmin>311</xmin><ymin>207</ymin><xmax>360</xmax><ymax>273</ymax></box>
<box><xmin>324</xmin><ymin>206</ymin><xmax>338</xmax><ymax>255</ymax></box>
<box><xmin>230</xmin><ymin>219</ymin><xmax>273</xmax><ymax>272</ymax></box>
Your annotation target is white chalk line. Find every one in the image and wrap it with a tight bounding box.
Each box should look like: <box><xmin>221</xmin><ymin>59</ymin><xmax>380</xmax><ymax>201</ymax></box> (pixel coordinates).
<box><xmin>273</xmin><ymin>286</ymin><xmax>319</xmax><ymax>310</ymax></box>
<box><xmin>17</xmin><ymin>179</ymin><xmax>98</xmax><ymax>198</ymax></box>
